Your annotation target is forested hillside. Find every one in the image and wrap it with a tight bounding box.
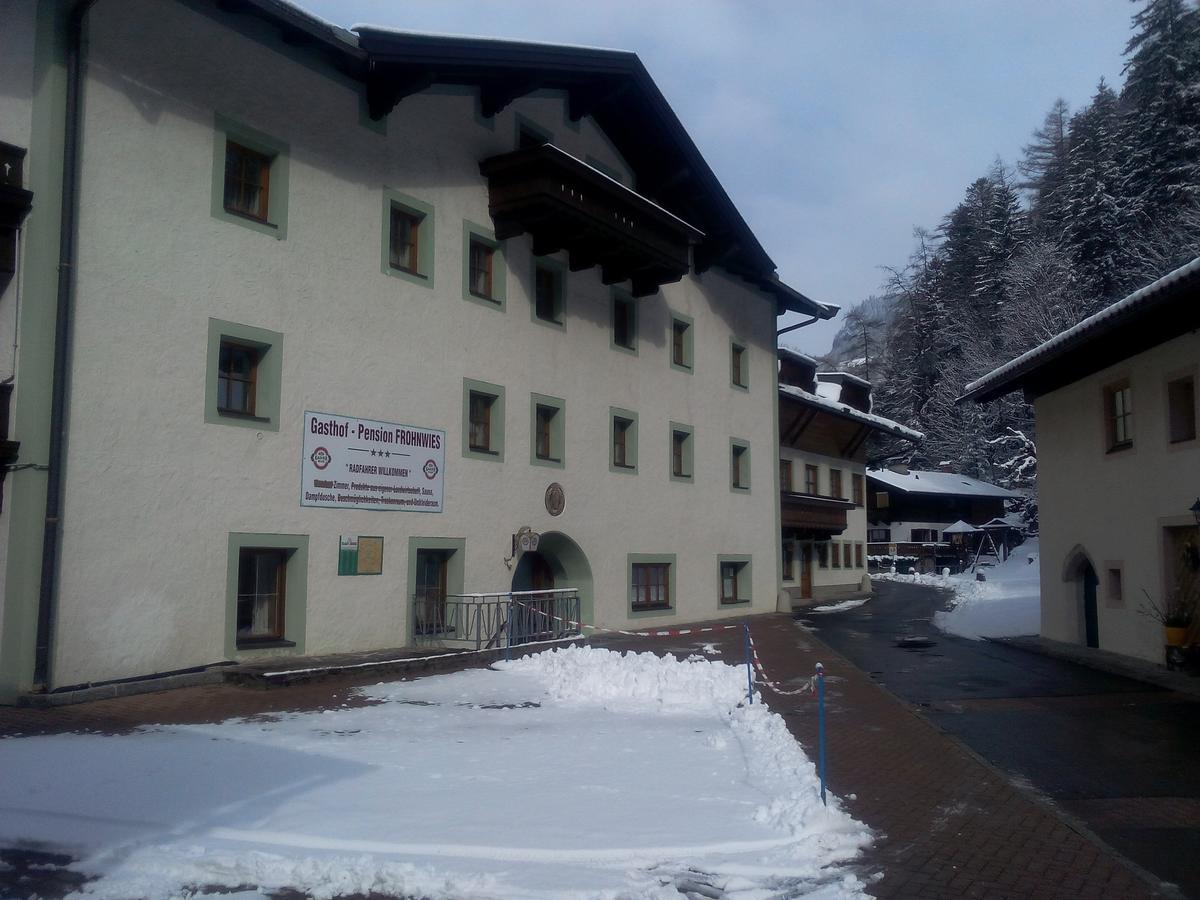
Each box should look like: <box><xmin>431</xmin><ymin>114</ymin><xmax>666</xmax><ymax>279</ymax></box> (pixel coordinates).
<box><xmin>826</xmin><ymin>0</ymin><xmax>1200</xmax><ymax>495</ymax></box>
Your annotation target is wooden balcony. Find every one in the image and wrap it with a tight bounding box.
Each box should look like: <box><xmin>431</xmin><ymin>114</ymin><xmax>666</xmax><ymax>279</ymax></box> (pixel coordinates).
<box><xmin>479</xmin><ymin>144</ymin><xmax>703</xmax><ymax>296</ymax></box>
<box><xmin>780</xmin><ymin>491</ymin><xmax>854</xmax><ymax>538</ymax></box>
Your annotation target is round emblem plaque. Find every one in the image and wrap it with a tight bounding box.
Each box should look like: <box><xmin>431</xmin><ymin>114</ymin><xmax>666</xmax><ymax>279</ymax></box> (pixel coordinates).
<box><xmin>545</xmin><ymin>482</ymin><xmax>566</xmax><ymax>517</ymax></box>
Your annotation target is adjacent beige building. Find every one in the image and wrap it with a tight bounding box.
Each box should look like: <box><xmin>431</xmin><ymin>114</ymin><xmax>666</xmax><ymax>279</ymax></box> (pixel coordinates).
<box><xmin>776</xmin><ymin>349</ymin><xmax>920</xmax><ymax>605</ymax></box>
<box><xmin>0</xmin><ymin>0</ymin><xmax>835</xmax><ymax>700</ymax></box>
<box><xmin>963</xmin><ymin>257</ymin><xmax>1200</xmax><ymax>664</ymax></box>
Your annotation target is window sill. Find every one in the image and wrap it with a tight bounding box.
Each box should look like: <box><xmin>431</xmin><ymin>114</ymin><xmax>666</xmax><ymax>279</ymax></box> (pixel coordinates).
<box><xmin>236</xmin><ymin>638</ymin><xmax>296</xmax><ymax>650</ymax></box>
<box><xmin>611</xmin><ymin>462</ymin><xmax>637</xmax><ymax>473</ymax></box>
<box><xmin>631</xmin><ymin>604</ymin><xmax>672</xmax><ymax>613</ymax></box>
<box><xmin>1106</xmin><ymin>442</ymin><xmax>1133</xmax><ymax>454</ymax></box>
<box><xmin>223</xmin><ymin>207</ymin><xmax>276</xmax><ymax>228</ymax></box>
<box><xmin>468</xmin><ymin>447</ymin><xmax>500</xmax><ymax>456</ymax></box>
<box><xmin>469</xmin><ymin>290</ymin><xmax>500</xmax><ymax>303</ymax></box>
<box><xmin>218</xmin><ymin>409</ymin><xmax>272</xmax><ymax>424</ymax></box>
<box><xmin>720</xmin><ymin>599</ymin><xmax>751</xmax><ymax>607</ymax></box>
<box><xmin>536</xmin><ymin>455</ymin><xmax>561</xmax><ymax>464</ymax></box>
<box><xmin>390</xmin><ymin>264</ymin><xmax>428</xmax><ymax>279</ymax></box>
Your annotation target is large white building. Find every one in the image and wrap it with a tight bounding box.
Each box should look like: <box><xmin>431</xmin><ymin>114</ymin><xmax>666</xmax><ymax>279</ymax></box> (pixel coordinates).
<box><xmin>963</xmin><ymin>258</ymin><xmax>1200</xmax><ymax>664</ymax></box>
<box><xmin>0</xmin><ymin>0</ymin><xmax>836</xmax><ymax>701</ymax></box>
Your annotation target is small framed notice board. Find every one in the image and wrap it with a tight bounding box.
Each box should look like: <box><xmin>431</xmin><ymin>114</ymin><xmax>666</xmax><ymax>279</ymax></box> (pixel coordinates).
<box><xmin>338</xmin><ymin>535</ymin><xmax>384</xmax><ymax>576</ymax></box>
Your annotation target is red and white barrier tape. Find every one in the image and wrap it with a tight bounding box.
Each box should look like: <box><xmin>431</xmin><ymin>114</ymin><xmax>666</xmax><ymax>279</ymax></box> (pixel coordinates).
<box><xmin>512</xmin><ymin>601</ymin><xmax>740</xmax><ymax>639</ymax></box>
<box><xmin>745</xmin><ymin>629</ymin><xmax>815</xmax><ymax>697</ymax></box>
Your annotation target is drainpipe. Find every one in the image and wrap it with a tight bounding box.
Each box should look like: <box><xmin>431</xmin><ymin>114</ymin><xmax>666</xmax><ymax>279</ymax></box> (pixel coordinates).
<box><xmin>776</xmin><ymin>315</ymin><xmax>820</xmax><ymax>337</ymax></box>
<box><xmin>34</xmin><ymin>0</ymin><xmax>97</xmax><ymax>690</ymax></box>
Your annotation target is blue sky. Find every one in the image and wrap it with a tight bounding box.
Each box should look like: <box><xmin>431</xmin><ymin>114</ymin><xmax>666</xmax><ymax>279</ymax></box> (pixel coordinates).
<box><xmin>309</xmin><ymin>0</ymin><xmax>1133</xmax><ymax>355</ymax></box>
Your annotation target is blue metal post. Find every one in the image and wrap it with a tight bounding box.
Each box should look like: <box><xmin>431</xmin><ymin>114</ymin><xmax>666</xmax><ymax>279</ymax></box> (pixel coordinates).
<box><xmin>743</xmin><ymin>621</ymin><xmax>754</xmax><ymax>704</ymax></box>
<box><xmin>816</xmin><ymin>661</ymin><xmax>827</xmax><ymax>806</ymax></box>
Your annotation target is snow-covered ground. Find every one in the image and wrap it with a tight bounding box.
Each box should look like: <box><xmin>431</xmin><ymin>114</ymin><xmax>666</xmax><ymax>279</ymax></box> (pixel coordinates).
<box><xmin>874</xmin><ymin>539</ymin><xmax>1041</xmax><ymax>640</ymax></box>
<box><xmin>0</xmin><ymin>646</ymin><xmax>872</xmax><ymax>899</ymax></box>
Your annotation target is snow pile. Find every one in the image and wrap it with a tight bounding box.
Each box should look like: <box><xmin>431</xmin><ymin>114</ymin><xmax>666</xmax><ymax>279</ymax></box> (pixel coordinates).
<box><xmin>0</xmin><ymin>646</ymin><xmax>872</xmax><ymax>899</ymax></box>
<box><xmin>874</xmin><ymin>540</ymin><xmax>1041</xmax><ymax>640</ymax></box>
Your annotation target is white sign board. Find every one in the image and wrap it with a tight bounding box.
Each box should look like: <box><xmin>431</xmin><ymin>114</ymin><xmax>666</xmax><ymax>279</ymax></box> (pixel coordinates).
<box><xmin>301</xmin><ymin>411</ymin><xmax>445</xmax><ymax>513</ymax></box>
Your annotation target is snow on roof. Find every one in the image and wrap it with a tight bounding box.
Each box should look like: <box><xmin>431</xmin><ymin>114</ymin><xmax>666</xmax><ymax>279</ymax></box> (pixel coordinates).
<box><xmin>962</xmin><ymin>254</ymin><xmax>1200</xmax><ymax>401</ymax></box>
<box><xmin>817</xmin><ymin>371</ymin><xmax>871</xmax><ymax>389</ymax></box>
<box><xmin>981</xmin><ymin>514</ymin><xmax>1025</xmax><ymax>529</ymax></box>
<box><xmin>814</xmin><ymin>381</ymin><xmax>842</xmax><ymax>401</ymax></box>
<box><xmin>942</xmin><ymin>520</ymin><xmax>981</xmax><ymax>534</ymax></box>
<box><xmin>867</xmin><ymin>468</ymin><xmax>1017</xmax><ymax>499</ymax></box>
<box><xmin>779</xmin><ymin>384</ymin><xmax>923</xmax><ymax>441</ymax></box>
<box><xmin>349</xmin><ymin>25</ymin><xmax>630</xmax><ymax>56</ymax></box>
<box><xmin>778</xmin><ymin>347</ymin><xmax>818</xmax><ymax>368</ymax></box>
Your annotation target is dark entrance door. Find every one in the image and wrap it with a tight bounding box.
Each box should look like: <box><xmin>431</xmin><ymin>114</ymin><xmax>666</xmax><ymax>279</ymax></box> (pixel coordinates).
<box><xmin>1082</xmin><ymin>562</ymin><xmax>1099</xmax><ymax>648</ymax></box>
<box><xmin>414</xmin><ymin>549</ymin><xmax>449</xmax><ymax>635</ymax></box>
<box><xmin>801</xmin><ymin>544</ymin><xmax>813</xmax><ymax>598</ymax></box>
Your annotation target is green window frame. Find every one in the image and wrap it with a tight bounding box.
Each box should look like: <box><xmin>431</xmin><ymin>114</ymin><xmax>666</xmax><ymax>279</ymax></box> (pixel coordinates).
<box><xmin>730</xmin><ymin>438</ymin><xmax>751</xmax><ymax>493</ymax></box>
<box><xmin>532</xmin><ymin>257</ymin><xmax>566</xmax><ymax>328</ymax></box>
<box><xmin>381</xmin><ymin>188</ymin><xmax>435</xmax><ymax>288</ymax></box>
<box><xmin>407</xmin><ymin>537</ymin><xmax>466</xmax><ymax>643</ymax></box>
<box><xmin>462</xmin><ymin>220</ymin><xmax>506</xmax><ymax>309</ymax></box>
<box><xmin>225</xmin><ymin>532</ymin><xmax>308</xmax><ymax>656</ymax></box>
<box><xmin>611</xmin><ymin>290</ymin><xmax>637</xmax><ymax>354</ymax></box>
<box><xmin>670</xmin><ymin>312</ymin><xmax>694</xmax><ymax>373</ymax></box>
<box><xmin>717</xmin><ymin>554</ymin><xmax>752</xmax><ymax>607</ymax></box>
<box><xmin>627</xmin><ymin>553</ymin><xmax>676</xmax><ymax>617</ymax></box>
<box><xmin>462</xmin><ymin>377</ymin><xmax>506</xmax><ymax>462</ymax></box>
<box><xmin>530</xmin><ymin>392</ymin><xmax>566</xmax><ymax>468</ymax></box>
<box><xmin>730</xmin><ymin>338</ymin><xmax>749</xmax><ymax>390</ymax></box>
<box><xmin>610</xmin><ymin>406</ymin><xmax>639</xmax><ymax>474</ymax></box>
<box><xmin>205</xmin><ymin>318</ymin><xmax>283</xmax><ymax>431</ymax></box>
<box><xmin>669</xmin><ymin>421</ymin><xmax>694</xmax><ymax>483</ymax></box>
<box><xmin>211</xmin><ymin>114</ymin><xmax>289</xmax><ymax>239</ymax></box>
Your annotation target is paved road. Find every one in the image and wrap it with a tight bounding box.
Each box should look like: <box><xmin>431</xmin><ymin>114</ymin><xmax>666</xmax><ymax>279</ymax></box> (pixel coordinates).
<box><xmin>802</xmin><ymin>580</ymin><xmax>1200</xmax><ymax>898</ymax></box>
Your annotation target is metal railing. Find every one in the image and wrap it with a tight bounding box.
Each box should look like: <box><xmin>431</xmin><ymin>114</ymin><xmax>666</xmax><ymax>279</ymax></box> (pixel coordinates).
<box><xmin>412</xmin><ymin>588</ymin><xmax>581</xmax><ymax>650</ymax></box>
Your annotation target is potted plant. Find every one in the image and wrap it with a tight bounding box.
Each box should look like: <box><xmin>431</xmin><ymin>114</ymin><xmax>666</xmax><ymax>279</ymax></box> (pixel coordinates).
<box><xmin>1140</xmin><ymin>590</ymin><xmax>1195</xmax><ymax>669</ymax></box>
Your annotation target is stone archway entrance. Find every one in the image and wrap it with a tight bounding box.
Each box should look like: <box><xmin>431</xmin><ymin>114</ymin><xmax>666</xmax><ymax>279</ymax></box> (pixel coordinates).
<box><xmin>1064</xmin><ymin>549</ymin><xmax>1100</xmax><ymax>649</ymax></box>
<box><xmin>510</xmin><ymin>531</ymin><xmax>594</xmax><ymax>628</ymax></box>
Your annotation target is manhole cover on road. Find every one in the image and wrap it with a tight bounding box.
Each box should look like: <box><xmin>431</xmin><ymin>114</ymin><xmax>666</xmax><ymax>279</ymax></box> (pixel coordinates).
<box><xmin>895</xmin><ymin>635</ymin><xmax>937</xmax><ymax>649</ymax></box>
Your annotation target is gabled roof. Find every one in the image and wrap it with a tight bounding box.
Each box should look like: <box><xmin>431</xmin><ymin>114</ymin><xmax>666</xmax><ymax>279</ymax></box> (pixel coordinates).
<box><xmin>961</xmin><ymin>255</ymin><xmax>1200</xmax><ymax>403</ymax></box>
<box><xmin>779</xmin><ymin>385</ymin><xmax>923</xmax><ymax>441</ymax></box>
<box><xmin>866</xmin><ymin>468</ymin><xmax>1017</xmax><ymax>499</ymax></box>
<box><xmin>942</xmin><ymin>520</ymin><xmax>981</xmax><ymax>534</ymax></box>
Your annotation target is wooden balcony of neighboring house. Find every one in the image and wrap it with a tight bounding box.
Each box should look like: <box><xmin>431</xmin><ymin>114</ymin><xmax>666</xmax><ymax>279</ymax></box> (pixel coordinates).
<box><xmin>780</xmin><ymin>490</ymin><xmax>854</xmax><ymax>538</ymax></box>
<box><xmin>479</xmin><ymin>143</ymin><xmax>704</xmax><ymax>297</ymax></box>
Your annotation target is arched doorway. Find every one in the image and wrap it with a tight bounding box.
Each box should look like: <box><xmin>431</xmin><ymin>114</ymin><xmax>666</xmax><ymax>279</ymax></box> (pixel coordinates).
<box><xmin>510</xmin><ymin>532</ymin><xmax>594</xmax><ymax>635</ymax></box>
<box><xmin>1064</xmin><ymin>548</ymin><xmax>1100</xmax><ymax>648</ymax></box>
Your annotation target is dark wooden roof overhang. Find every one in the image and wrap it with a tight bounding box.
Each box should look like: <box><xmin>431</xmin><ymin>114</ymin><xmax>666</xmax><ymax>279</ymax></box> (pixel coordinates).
<box><xmin>479</xmin><ymin>144</ymin><xmax>703</xmax><ymax>296</ymax></box>
<box><xmin>961</xmin><ymin>260</ymin><xmax>1200</xmax><ymax>404</ymax></box>
<box><xmin>779</xmin><ymin>389</ymin><xmax>911</xmax><ymax>451</ymax></box>
<box><xmin>781</xmin><ymin>492</ymin><xmax>854</xmax><ymax>538</ymax></box>
<box><xmin>351</xmin><ymin>28</ymin><xmax>832</xmax><ymax>318</ymax></box>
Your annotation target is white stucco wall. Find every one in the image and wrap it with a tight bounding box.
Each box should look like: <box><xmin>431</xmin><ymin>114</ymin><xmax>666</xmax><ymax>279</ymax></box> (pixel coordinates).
<box><xmin>1035</xmin><ymin>329</ymin><xmax>1200</xmax><ymax>663</ymax></box>
<box><xmin>40</xmin><ymin>0</ymin><xmax>784</xmax><ymax>686</ymax></box>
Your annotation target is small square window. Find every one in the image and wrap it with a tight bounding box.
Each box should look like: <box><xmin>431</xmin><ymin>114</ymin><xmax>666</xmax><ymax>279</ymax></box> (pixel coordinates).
<box><xmin>720</xmin><ymin>561</ymin><xmax>742</xmax><ymax>605</ymax></box>
<box><xmin>631</xmin><ymin>561</ymin><xmax>671</xmax><ymax>611</ymax></box>
<box><xmin>224</xmin><ymin>141</ymin><xmax>272</xmax><ymax>222</ymax></box>
<box><xmin>868</xmin><ymin>528</ymin><xmax>890</xmax><ymax>543</ymax></box>
<box><xmin>217</xmin><ymin>340</ymin><xmax>259</xmax><ymax>416</ymax></box>
<box><xmin>612</xmin><ymin>293</ymin><xmax>636</xmax><ymax>352</ymax></box>
<box><xmin>206</xmin><ymin>319</ymin><xmax>282</xmax><ymax>431</ymax></box>
<box><xmin>731</xmin><ymin>342</ymin><xmax>748</xmax><ymax>389</ymax></box>
<box><xmin>390</xmin><ymin>207</ymin><xmax>424</xmax><ymax>275</ymax></box>
<box><xmin>1107</xmin><ymin>567</ymin><xmax>1124</xmax><ymax>608</ymax></box>
<box><xmin>731</xmin><ymin>441</ymin><xmax>750</xmax><ymax>491</ymax></box>
<box><xmin>468</xmin><ymin>238</ymin><xmax>494</xmax><ymax>299</ymax></box>
<box><xmin>805</xmin><ymin>464</ymin><xmax>818</xmax><ymax>494</ymax></box>
<box><xmin>469</xmin><ymin>392</ymin><xmax>495</xmax><ymax>452</ymax></box>
<box><xmin>212</xmin><ymin>116</ymin><xmax>288</xmax><ymax>238</ymax></box>
<box><xmin>236</xmin><ymin>548</ymin><xmax>287</xmax><ymax>644</ymax></box>
<box><xmin>671</xmin><ymin>315</ymin><xmax>694</xmax><ymax>371</ymax></box>
<box><xmin>672</xmin><ymin>432</ymin><xmax>688</xmax><ymax>478</ymax></box>
<box><xmin>462</xmin><ymin>378</ymin><xmax>505</xmax><ymax>461</ymax></box>
<box><xmin>612</xmin><ymin>415</ymin><xmax>635</xmax><ymax>470</ymax></box>
<box><xmin>1168</xmin><ymin>375</ymin><xmax>1196</xmax><ymax>443</ymax></box>
<box><xmin>1104</xmin><ymin>379</ymin><xmax>1133</xmax><ymax>451</ymax></box>
<box><xmin>535</xmin><ymin>405</ymin><xmax>557</xmax><ymax>460</ymax></box>
<box><xmin>534</xmin><ymin>262</ymin><xmax>564</xmax><ymax>325</ymax></box>
<box><xmin>829</xmin><ymin>468</ymin><xmax>843</xmax><ymax>499</ymax></box>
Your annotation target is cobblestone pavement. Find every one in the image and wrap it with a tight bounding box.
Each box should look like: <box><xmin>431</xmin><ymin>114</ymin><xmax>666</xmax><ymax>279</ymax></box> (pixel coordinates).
<box><xmin>0</xmin><ymin>615</ymin><xmax>1174</xmax><ymax>898</ymax></box>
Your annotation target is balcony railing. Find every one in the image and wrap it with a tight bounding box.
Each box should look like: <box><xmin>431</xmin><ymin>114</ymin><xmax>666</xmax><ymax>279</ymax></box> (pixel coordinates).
<box><xmin>780</xmin><ymin>491</ymin><xmax>854</xmax><ymax>537</ymax></box>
